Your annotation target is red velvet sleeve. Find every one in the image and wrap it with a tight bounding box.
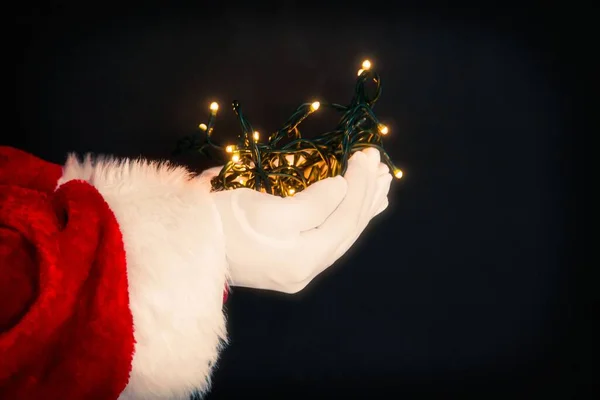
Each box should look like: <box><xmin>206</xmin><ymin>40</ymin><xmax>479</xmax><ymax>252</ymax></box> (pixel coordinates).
<box><xmin>0</xmin><ymin>147</ymin><xmax>134</xmax><ymax>400</ymax></box>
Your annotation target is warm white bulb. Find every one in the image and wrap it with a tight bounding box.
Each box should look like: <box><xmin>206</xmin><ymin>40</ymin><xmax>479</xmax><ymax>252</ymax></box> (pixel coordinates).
<box><xmin>310</xmin><ymin>101</ymin><xmax>320</xmax><ymax>111</ymax></box>
<box><xmin>362</xmin><ymin>59</ymin><xmax>372</xmax><ymax>70</ymax></box>
<box><xmin>210</xmin><ymin>102</ymin><xmax>219</xmax><ymax>112</ymax></box>
<box><xmin>198</xmin><ymin>123</ymin><xmax>208</xmax><ymax>131</ymax></box>
<box><xmin>379</xmin><ymin>124</ymin><xmax>389</xmax><ymax>135</ymax></box>
<box><xmin>288</xmin><ymin>188</ymin><xmax>296</xmax><ymax>195</ymax></box>
<box><xmin>232</xmin><ymin>153</ymin><xmax>240</xmax><ymax>163</ymax></box>
<box><xmin>225</xmin><ymin>145</ymin><xmax>234</xmax><ymax>153</ymax></box>
<box><xmin>394</xmin><ymin>169</ymin><xmax>403</xmax><ymax>179</ymax></box>
<box><xmin>239</xmin><ymin>179</ymin><xmax>245</xmax><ymax>185</ymax></box>
<box><xmin>357</xmin><ymin>68</ymin><xmax>364</xmax><ymax>76</ymax></box>
<box><xmin>253</xmin><ymin>131</ymin><xmax>260</xmax><ymax>141</ymax></box>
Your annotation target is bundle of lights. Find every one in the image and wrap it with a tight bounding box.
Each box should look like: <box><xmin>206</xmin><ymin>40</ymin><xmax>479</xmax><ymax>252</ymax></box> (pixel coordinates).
<box><xmin>175</xmin><ymin>60</ymin><xmax>403</xmax><ymax>198</ymax></box>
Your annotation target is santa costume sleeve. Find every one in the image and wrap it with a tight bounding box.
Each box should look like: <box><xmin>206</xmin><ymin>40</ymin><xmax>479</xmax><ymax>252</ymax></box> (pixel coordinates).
<box><xmin>0</xmin><ymin>146</ymin><xmax>230</xmax><ymax>400</ymax></box>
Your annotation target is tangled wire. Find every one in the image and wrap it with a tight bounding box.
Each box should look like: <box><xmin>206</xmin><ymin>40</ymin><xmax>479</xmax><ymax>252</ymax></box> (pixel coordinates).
<box><xmin>174</xmin><ymin>60</ymin><xmax>402</xmax><ymax>198</ymax></box>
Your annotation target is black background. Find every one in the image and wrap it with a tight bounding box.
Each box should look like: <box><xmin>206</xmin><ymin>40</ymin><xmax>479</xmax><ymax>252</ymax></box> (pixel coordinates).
<box><xmin>10</xmin><ymin>2</ymin><xmax>590</xmax><ymax>399</ymax></box>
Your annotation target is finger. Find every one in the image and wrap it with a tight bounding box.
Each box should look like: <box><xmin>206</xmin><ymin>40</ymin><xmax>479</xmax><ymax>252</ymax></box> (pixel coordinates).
<box><xmin>292</xmin><ymin>176</ymin><xmax>347</xmax><ymax>231</ymax></box>
<box><xmin>299</xmin><ymin>151</ymin><xmax>373</xmax><ymax>263</ymax></box>
<box><xmin>232</xmin><ymin>175</ymin><xmax>347</xmax><ymax>237</ymax></box>
<box><xmin>369</xmin><ymin>172</ymin><xmax>392</xmax><ymax>218</ymax></box>
<box><xmin>341</xmin><ymin>150</ymin><xmax>375</xmax><ymax>228</ymax></box>
<box><xmin>315</xmin><ymin>154</ymin><xmax>385</xmax><ymax>271</ymax></box>
<box><xmin>378</xmin><ymin>162</ymin><xmax>390</xmax><ymax>175</ymax></box>
<box><xmin>353</xmin><ymin>149</ymin><xmax>381</xmax><ymax>228</ymax></box>
<box><xmin>361</xmin><ymin>147</ymin><xmax>381</xmax><ymax>168</ymax></box>
<box><xmin>324</xmin><ymin>175</ymin><xmax>390</xmax><ymax>268</ymax></box>
<box><xmin>374</xmin><ymin>197</ymin><xmax>389</xmax><ymax>217</ymax></box>
<box><xmin>289</xmin><ymin>150</ymin><xmax>374</xmax><ymax>234</ymax></box>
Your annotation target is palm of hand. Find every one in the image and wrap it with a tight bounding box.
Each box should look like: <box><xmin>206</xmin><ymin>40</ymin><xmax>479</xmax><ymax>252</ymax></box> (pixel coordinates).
<box><xmin>202</xmin><ymin>148</ymin><xmax>393</xmax><ymax>293</ymax></box>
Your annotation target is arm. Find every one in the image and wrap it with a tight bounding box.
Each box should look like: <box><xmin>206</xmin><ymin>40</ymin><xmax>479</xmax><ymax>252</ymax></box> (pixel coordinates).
<box><xmin>1</xmin><ymin>146</ymin><xmax>391</xmax><ymax>400</ymax></box>
<box><xmin>1</xmin><ymin>147</ymin><xmax>228</xmax><ymax>400</ymax></box>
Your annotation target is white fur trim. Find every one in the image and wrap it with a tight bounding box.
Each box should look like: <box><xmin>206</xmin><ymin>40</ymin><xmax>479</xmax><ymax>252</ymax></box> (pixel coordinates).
<box><xmin>58</xmin><ymin>154</ymin><xmax>229</xmax><ymax>400</ymax></box>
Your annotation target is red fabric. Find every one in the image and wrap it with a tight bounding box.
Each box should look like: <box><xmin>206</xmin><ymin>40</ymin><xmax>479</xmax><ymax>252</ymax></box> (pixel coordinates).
<box><xmin>0</xmin><ymin>147</ymin><xmax>134</xmax><ymax>400</ymax></box>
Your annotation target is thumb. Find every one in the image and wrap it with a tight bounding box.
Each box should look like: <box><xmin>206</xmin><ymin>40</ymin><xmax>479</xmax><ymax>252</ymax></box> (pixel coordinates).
<box><xmin>291</xmin><ymin>176</ymin><xmax>347</xmax><ymax>231</ymax></box>
<box><xmin>227</xmin><ymin>176</ymin><xmax>347</xmax><ymax>237</ymax></box>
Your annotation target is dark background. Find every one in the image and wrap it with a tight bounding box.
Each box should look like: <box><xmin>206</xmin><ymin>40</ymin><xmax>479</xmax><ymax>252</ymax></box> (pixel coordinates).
<box><xmin>10</xmin><ymin>3</ymin><xmax>589</xmax><ymax>399</ymax></box>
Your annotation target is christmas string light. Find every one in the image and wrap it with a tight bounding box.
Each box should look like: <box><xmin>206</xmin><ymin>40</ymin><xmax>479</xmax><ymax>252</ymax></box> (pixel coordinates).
<box><xmin>174</xmin><ymin>60</ymin><xmax>403</xmax><ymax>198</ymax></box>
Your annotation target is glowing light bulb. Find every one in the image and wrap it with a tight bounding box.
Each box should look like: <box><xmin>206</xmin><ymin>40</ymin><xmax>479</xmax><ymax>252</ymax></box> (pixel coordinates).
<box><xmin>394</xmin><ymin>169</ymin><xmax>403</xmax><ymax>179</ymax></box>
<box><xmin>378</xmin><ymin>124</ymin><xmax>389</xmax><ymax>135</ymax></box>
<box><xmin>288</xmin><ymin>188</ymin><xmax>296</xmax><ymax>195</ymax></box>
<box><xmin>225</xmin><ymin>145</ymin><xmax>234</xmax><ymax>153</ymax></box>
<box><xmin>198</xmin><ymin>123</ymin><xmax>207</xmax><ymax>131</ymax></box>
<box><xmin>310</xmin><ymin>101</ymin><xmax>320</xmax><ymax>111</ymax></box>
<box><xmin>239</xmin><ymin>179</ymin><xmax>245</xmax><ymax>185</ymax></box>
<box><xmin>357</xmin><ymin>68</ymin><xmax>364</xmax><ymax>76</ymax></box>
<box><xmin>253</xmin><ymin>131</ymin><xmax>260</xmax><ymax>141</ymax></box>
<box><xmin>232</xmin><ymin>153</ymin><xmax>240</xmax><ymax>163</ymax></box>
<box><xmin>362</xmin><ymin>60</ymin><xmax>372</xmax><ymax>70</ymax></box>
<box><xmin>210</xmin><ymin>102</ymin><xmax>219</xmax><ymax>112</ymax></box>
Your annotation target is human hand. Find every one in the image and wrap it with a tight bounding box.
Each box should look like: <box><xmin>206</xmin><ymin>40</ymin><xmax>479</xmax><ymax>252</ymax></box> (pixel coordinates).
<box><xmin>205</xmin><ymin>147</ymin><xmax>392</xmax><ymax>293</ymax></box>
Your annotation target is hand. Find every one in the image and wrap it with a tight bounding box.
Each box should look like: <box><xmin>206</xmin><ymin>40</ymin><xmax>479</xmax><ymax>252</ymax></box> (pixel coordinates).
<box><xmin>204</xmin><ymin>148</ymin><xmax>392</xmax><ymax>293</ymax></box>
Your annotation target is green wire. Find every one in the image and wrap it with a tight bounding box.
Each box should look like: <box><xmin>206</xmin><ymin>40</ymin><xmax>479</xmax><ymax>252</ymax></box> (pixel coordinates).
<box><xmin>174</xmin><ymin>66</ymin><xmax>400</xmax><ymax>197</ymax></box>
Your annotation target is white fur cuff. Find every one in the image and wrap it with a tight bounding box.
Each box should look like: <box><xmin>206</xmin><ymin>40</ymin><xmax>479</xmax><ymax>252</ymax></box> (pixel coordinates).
<box><xmin>59</xmin><ymin>154</ymin><xmax>229</xmax><ymax>399</ymax></box>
